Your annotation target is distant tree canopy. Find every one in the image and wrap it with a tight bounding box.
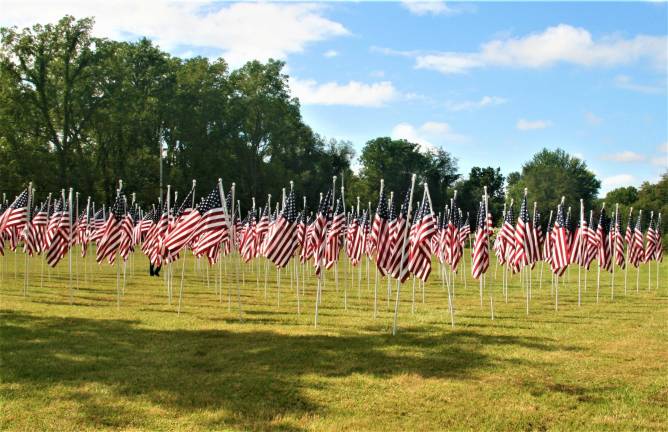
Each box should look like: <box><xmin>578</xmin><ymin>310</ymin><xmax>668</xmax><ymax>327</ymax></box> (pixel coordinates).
<box><xmin>507</xmin><ymin>148</ymin><xmax>601</xmax><ymax>212</ymax></box>
<box><xmin>1</xmin><ymin>15</ymin><xmax>665</xmax><ymax>234</ymax></box>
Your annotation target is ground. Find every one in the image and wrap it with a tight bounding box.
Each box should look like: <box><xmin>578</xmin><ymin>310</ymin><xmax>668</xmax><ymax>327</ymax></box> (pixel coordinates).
<box><xmin>1</xmin><ymin>250</ymin><xmax>667</xmax><ymax>431</ymax></box>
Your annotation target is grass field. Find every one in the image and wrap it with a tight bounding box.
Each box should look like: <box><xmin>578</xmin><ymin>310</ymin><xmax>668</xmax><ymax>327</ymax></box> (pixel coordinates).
<box><xmin>1</xmin><ymin>249</ymin><xmax>667</xmax><ymax>431</ymax></box>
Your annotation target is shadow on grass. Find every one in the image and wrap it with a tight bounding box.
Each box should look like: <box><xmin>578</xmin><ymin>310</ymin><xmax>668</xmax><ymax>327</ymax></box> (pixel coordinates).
<box><xmin>1</xmin><ymin>310</ymin><xmax>573</xmax><ymax>431</ymax></box>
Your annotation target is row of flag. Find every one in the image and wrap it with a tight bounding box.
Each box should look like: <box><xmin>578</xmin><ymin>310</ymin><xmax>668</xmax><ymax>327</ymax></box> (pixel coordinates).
<box><xmin>0</xmin><ymin>180</ymin><xmax>663</xmax><ymax>285</ymax></box>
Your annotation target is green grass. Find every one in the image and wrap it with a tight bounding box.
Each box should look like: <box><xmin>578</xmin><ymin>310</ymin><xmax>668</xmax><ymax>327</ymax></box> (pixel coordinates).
<box><xmin>1</xmin><ymin>248</ymin><xmax>667</xmax><ymax>431</ymax></box>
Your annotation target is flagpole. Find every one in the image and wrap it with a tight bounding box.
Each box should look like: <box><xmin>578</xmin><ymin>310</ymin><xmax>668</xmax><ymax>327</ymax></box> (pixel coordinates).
<box><xmin>373</xmin><ymin>179</ymin><xmax>384</xmax><ymax>318</ymax></box>
<box><xmin>578</xmin><ymin>200</ymin><xmax>583</xmax><ymax>306</ymax></box>
<box><xmin>612</xmin><ymin>203</ymin><xmax>619</xmax><ymax>300</ymax></box>
<box><xmin>597</xmin><ymin>202</ymin><xmax>605</xmax><ymax>304</ymax></box>
<box><xmin>392</xmin><ymin>174</ymin><xmax>417</xmax><ymax>336</ymax></box>
<box><xmin>67</xmin><ymin>188</ymin><xmax>74</xmax><ymax>305</ymax></box>
<box><xmin>23</xmin><ymin>183</ymin><xmax>33</xmax><ymax>297</ymax></box>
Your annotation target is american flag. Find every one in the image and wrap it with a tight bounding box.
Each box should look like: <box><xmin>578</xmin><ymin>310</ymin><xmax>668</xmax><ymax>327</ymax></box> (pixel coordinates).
<box><xmin>312</xmin><ymin>190</ymin><xmax>332</xmax><ymax>274</ymax></box>
<box><xmin>582</xmin><ymin>211</ymin><xmax>598</xmax><ymax>270</ymax></box>
<box><xmin>459</xmin><ymin>212</ymin><xmax>471</xmax><ymax>245</ymax></box>
<box><xmin>46</xmin><ymin>196</ymin><xmax>72</xmax><ymax>267</ymax></box>
<box><xmin>612</xmin><ymin>207</ymin><xmax>625</xmax><ymax>268</ymax></box>
<box><xmin>163</xmin><ymin>189</ymin><xmax>202</xmax><ymax>260</ymax></box>
<box><xmin>381</xmin><ymin>195</ymin><xmax>400</xmax><ymax>269</ymax></box>
<box><xmin>297</xmin><ymin>210</ymin><xmax>310</xmax><ymax>263</ymax></box>
<box><xmin>21</xmin><ymin>204</ymin><xmax>40</xmax><ymax>256</ymax></box>
<box><xmin>325</xmin><ymin>199</ymin><xmax>345</xmax><ymax>270</ymax></box>
<box><xmin>89</xmin><ymin>208</ymin><xmax>106</xmax><ymax>242</ymax></box>
<box><xmin>371</xmin><ymin>190</ymin><xmax>391</xmax><ymax>275</ymax></box>
<box><xmin>256</xmin><ymin>205</ymin><xmax>270</xmax><ymax>254</ymax></box>
<box><xmin>624</xmin><ymin>209</ymin><xmax>634</xmax><ymax>246</ymax></box>
<box><xmin>192</xmin><ymin>187</ymin><xmax>230</xmax><ymax>264</ymax></box>
<box><xmin>654</xmin><ymin>214</ymin><xmax>663</xmax><ymax>262</ymax></box>
<box><xmin>408</xmin><ymin>198</ymin><xmax>437</xmax><ymax>282</ymax></box>
<box><xmin>374</xmin><ymin>194</ymin><xmax>394</xmax><ymax>275</ymax></box>
<box><xmin>29</xmin><ymin>201</ymin><xmax>49</xmax><ymax>255</ymax></box>
<box><xmin>569</xmin><ymin>207</ymin><xmax>586</xmax><ymax>267</ymax></box>
<box><xmin>345</xmin><ymin>210</ymin><xmax>358</xmax><ymax>259</ymax></box>
<box><xmin>499</xmin><ymin>203</ymin><xmax>515</xmax><ymax>266</ymax></box>
<box><xmin>629</xmin><ymin>212</ymin><xmax>644</xmax><ymax>268</ymax></box>
<box><xmin>596</xmin><ymin>208</ymin><xmax>612</xmax><ymax>272</ymax></box>
<box><xmin>550</xmin><ymin>203</ymin><xmax>570</xmax><ymax>276</ymax></box>
<box><xmin>96</xmin><ymin>194</ymin><xmax>125</xmax><ymax>264</ymax></box>
<box><xmin>119</xmin><ymin>203</ymin><xmax>136</xmax><ymax>261</ymax></box>
<box><xmin>350</xmin><ymin>210</ymin><xmax>367</xmax><ymax>267</ymax></box>
<box><xmin>0</xmin><ymin>189</ymin><xmax>29</xmax><ymax>234</ymax></box>
<box><xmin>644</xmin><ymin>214</ymin><xmax>658</xmax><ymax>263</ymax></box>
<box><xmin>471</xmin><ymin>201</ymin><xmax>490</xmax><ymax>279</ymax></box>
<box><xmin>511</xmin><ymin>195</ymin><xmax>532</xmax><ymax>269</ymax></box>
<box><xmin>448</xmin><ymin>200</ymin><xmax>463</xmax><ymax>271</ymax></box>
<box><xmin>75</xmin><ymin>206</ymin><xmax>90</xmax><ymax>257</ymax></box>
<box><xmin>533</xmin><ymin>210</ymin><xmax>544</xmax><ymax>261</ymax></box>
<box><xmin>389</xmin><ymin>190</ymin><xmax>411</xmax><ymax>282</ymax></box>
<box><xmin>264</xmin><ymin>190</ymin><xmax>299</xmax><ymax>268</ymax></box>
<box><xmin>240</xmin><ymin>210</ymin><xmax>258</xmax><ymax>263</ymax></box>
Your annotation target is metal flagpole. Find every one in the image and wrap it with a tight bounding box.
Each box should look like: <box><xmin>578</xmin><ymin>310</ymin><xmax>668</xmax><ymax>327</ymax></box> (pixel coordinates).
<box><xmin>597</xmin><ymin>202</ymin><xmax>605</xmax><ymax>304</ymax></box>
<box><xmin>67</xmin><ymin>188</ymin><xmax>74</xmax><ymax>305</ymax></box>
<box><xmin>23</xmin><ymin>183</ymin><xmax>33</xmax><ymax>296</ymax></box>
<box><xmin>612</xmin><ymin>203</ymin><xmax>619</xmax><ymax>300</ymax></box>
<box><xmin>392</xmin><ymin>174</ymin><xmax>417</xmax><ymax>336</ymax></box>
<box><xmin>578</xmin><ymin>200</ymin><xmax>583</xmax><ymax>306</ymax></box>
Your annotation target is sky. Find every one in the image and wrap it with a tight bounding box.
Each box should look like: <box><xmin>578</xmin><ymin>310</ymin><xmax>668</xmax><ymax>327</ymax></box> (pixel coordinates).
<box><xmin>3</xmin><ymin>1</ymin><xmax>667</xmax><ymax>193</ymax></box>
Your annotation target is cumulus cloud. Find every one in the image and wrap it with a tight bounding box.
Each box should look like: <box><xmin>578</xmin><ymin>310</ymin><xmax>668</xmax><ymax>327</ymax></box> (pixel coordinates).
<box><xmin>289</xmin><ymin>78</ymin><xmax>398</xmax><ymax>107</ymax></box>
<box><xmin>1</xmin><ymin>1</ymin><xmax>349</xmax><ymax>66</ymax></box>
<box><xmin>516</xmin><ymin>119</ymin><xmax>552</xmax><ymax>131</ymax></box>
<box><xmin>323</xmin><ymin>50</ymin><xmax>339</xmax><ymax>58</ymax></box>
<box><xmin>412</xmin><ymin>24</ymin><xmax>666</xmax><ymax>74</ymax></box>
<box><xmin>445</xmin><ymin>96</ymin><xmax>507</xmax><ymax>111</ymax></box>
<box><xmin>401</xmin><ymin>1</ymin><xmax>468</xmax><ymax>16</ymax></box>
<box><xmin>602</xmin><ymin>174</ymin><xmax>637</xmax><ymax>191</ymax></box>
<box><xmin>601</xmin><ymin>151</ymin><xmax>646</xmax><ymax>162</ymax></box>
<box><xmin>391</xmin><ymin>121</ymin><xmax>468</xmax><ymax>152</ymax></box>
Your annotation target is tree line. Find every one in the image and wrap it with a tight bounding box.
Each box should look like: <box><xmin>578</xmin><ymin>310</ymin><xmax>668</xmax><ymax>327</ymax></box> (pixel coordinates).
<box><xmin>1</xmin><ymin>16</ymin><xmax>666</xmax><ymax>234</ymax></box>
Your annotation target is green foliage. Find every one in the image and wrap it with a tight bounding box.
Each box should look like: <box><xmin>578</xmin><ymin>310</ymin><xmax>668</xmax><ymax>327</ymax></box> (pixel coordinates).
<box><xmin>507</xmin><ymin>148</ymin><xmax>601</xmax><ymax>214</ymax></box>
<box><xmin>453</xmin><ymin>167</ymin><xmax>505</xmax><ymax>224</ymax></box>
<box><xmin>357</xmin><ymin>137</ymin><xmax>459</xmax><ymax>210</ymax></box>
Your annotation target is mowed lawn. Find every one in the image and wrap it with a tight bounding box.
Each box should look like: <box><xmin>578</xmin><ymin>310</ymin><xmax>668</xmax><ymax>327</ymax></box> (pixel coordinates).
<box><xmin>1</xmin><ymin>249</ymin><xmax>667</xmax><ymax>431</ymax></box>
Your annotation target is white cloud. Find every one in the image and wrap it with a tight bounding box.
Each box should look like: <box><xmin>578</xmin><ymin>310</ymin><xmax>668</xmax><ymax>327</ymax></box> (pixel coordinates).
<box><xmin>445</xmin><ymin>96</ymin><xmax>507</xmax><ymax>111</ymax></box>
<box><xmin>614</xmin><ymin>75</ymin><xmax>665</xmax><ymax>94</ymax></box>
<box><xmin>323</xmin><ymin>49</ymin><xmax>339</xmax><ymax>58</ymax></box>
<box><xmin>413</xmin><ymin>24</ymin><xmax>666</xmax><ymax>74</ymax></box>
<box><xmin>650</xmin><ymin>155</ymin><xmax>668</xmax><ymax>167</ymax></box>
<box><xmin>584</xmin><ymin>112</ymin><xmax>602</xmax><ymax>125</ymax></box>
<box><xmin>516</xmin><ymin>119</ymin><xmax>552</xmax><ymax>131</ymax></box>
<box><xmin>601</xmin><ymin>151</ymin><xmax>646</xmax><ymax>162</ymax></box>
<box><xmin>401</xmin><ymin>1</ymin><xmax>459</xmax><ymax>16</ymax></box>
<box><xmin>391</xmin><ymin>121</ymin><xmax>468</xmax><ymax>152</ymax></box>
<box><xmin>1</xmin><ymin>1</ymin><xmax>349</xmax><ymax>66</ymax></box>
<box><xmin>602</xmin><ymin>174</ymin><xmax>637</xmax><ymax>191</ymax></box>
<box><xmin>289</xmin><ymin>78</ymin><xmax>398</xmax><ymax>107</ymax></box>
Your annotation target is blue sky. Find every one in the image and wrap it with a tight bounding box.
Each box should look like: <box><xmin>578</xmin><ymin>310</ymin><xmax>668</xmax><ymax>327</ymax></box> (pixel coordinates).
<box><xmin>4</xmin><ymin>1</ymin><xmax>667</xmax><ymax>193</ymax></box>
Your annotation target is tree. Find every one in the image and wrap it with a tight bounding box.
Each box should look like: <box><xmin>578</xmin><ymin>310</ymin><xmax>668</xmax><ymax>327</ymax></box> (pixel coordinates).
<box><xmin>357</xmin><ymin>137</ymin><xmax>459</xmax><ymax>210</ymax></box>
<box><xmin>603</xmin><ymin>186</ymin><xmax>638</xmax><ymax>207</ymax></box>
<box><xmin>507</xmin><ymin>148</ymin><xmax>600</xmax><ymax>213</ymax></box>
<box><xmin>454</xmin><ymin>167</ymin><xmax>505</xmax><ymax>223</ymax></box>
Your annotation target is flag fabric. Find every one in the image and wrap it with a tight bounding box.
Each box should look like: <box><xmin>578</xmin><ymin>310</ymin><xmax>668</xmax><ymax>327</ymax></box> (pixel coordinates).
<box><xmin>629</xmin><ymin>213</ymin><xmax>644</xmax><ymax>268</ymax></box>
<box><xmin>471</xmin><ymin>202</ymin><xmax>490</xmax><ymax>279</ymax></box>
<box><xmin>264</xmin><ymin>190</ymin><xmax>299</xmax><ymax>268</ymax></box>
<box><xmin>312</xmin><ymin>191</ymin><xmax>332</xmax><ymax>274</ymax></box>
<box><xmin>96</xmin><ymin>194</ymin><xmax>125</xmax><ymax>264</ymax></box>
<box><xmin>325</xmin><ymin>199</ymin><xmax>345</xmax><ymax>270</ymax></box>
<box><xmin>371</xmin><ymin>191</ymin><xmax>391</xmax><ymax>275</ymax></box>
<box><xmin>644</xmin><ymin>215</ymin><xmax>658</xmax><ymax>263</ymax></box>
<box><xmin>596</xmin><ymin>208</ymin><xmax>612</xmax><ymax>272</ymax></box>
<box><xmin>0</xmin><ymin>190</ymin><xmax>29</xmax><ymax>235</ymax></box>
<box><xmin>192</xmin><ymin>188</ymin><xmax>230</xmax><ymax>264</ymax></box>
<box><xmin>389</xmin><ymin>190</ymin><xmax>411</xmax><ymax>282</ymax></box>
<box><xmin>511</xmin><ymin>196</ymin><xmax>532</xmax><ymax>269</ymax></box>
<box><xmin>240</xmin><ymin>210</ymin><xmax>258</xmax><ymax>263</ymax></box>
<box><xmin>46</xmin><ymin>198</ymin><xmax>72</xmax><ymax>267</ymax></box>
<box><xmin>499</xmin><ymin>204</ymin><xmax>515</xmax><ymax>266</ymax></box>
<box><xmin>550</xmin><ymin>204</ymin><xmax>570</xmax><ymax>276</ymax></box>
<box><xmin>408</xmin><ymin>199</ymin><xmax>437</xmax><ymax>282</ymax></box>
<box><xmin>583</xmin><ymin>212</ymin><xmax>598</xmax><ymax>270</ymax></box>
<box><xmin>654</xmin><ymin>214</ymin><xmax>663</xmax><ymax>262</ymax></box>
<box><xmin>613</xmin><ymin>207</ymin><xmax>625</xmax><ymax>268</ymax></box>
<box><xmin>119</xmin><ymin>205</ymin><xmax>136</xmax><ymax>261</ymax></box>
